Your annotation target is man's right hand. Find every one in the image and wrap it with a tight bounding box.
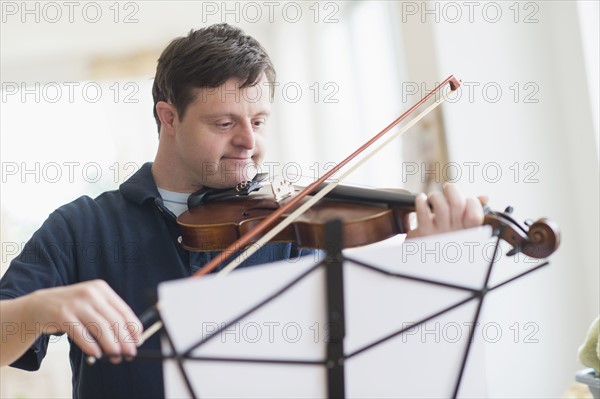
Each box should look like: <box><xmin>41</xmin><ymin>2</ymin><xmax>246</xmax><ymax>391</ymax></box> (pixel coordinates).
<box><xmin>0</xmin><ymin>280</ymin><xmax>142</xmax><ymax>367</ymax></box>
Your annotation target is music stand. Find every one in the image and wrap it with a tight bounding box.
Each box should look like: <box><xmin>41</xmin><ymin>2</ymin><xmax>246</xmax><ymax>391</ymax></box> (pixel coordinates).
<box><xmin>156</xmin><ymin>221</ymin><xmax>550</xmax><ymax>398</ymax></box>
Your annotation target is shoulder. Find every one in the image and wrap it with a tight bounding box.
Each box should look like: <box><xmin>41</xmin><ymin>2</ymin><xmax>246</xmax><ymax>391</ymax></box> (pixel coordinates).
<box><xmin>51</xmin><ymin>190</ymin><xmax>123</xmax><ymax>221</ymax></box>
<box><xmin>52</xmin><ymin>161</ymin><xmax>158</xmax><ymax>222</ymax></box>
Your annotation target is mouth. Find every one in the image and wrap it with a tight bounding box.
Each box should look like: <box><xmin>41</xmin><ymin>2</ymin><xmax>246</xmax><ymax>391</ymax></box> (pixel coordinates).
<box><xmin>220</xmin><ymin>157</ymin><xmax>259</xmax><ymax>171</ymax></box>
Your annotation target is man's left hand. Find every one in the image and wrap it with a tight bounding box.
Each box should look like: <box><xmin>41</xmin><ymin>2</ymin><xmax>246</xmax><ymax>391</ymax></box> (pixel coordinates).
<box><xmin>405</xmin><ymin>183</ymin><xmax>486</xmax><ymax>239</ymax></box>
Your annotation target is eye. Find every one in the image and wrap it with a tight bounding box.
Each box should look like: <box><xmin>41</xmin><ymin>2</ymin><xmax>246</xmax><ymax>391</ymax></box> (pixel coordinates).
<box><xmin>216</xmin><ymin>121</ymin><xmax>234</xmax><ymax>129</ymax></box>
<box><xmin>253</xmin><ymin>119</ymin><xmax>266</xmax><ymax>129</ymax></box>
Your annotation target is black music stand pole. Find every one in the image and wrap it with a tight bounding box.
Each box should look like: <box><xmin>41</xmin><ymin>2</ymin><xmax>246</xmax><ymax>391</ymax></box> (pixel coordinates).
<box><xmin>324</xmin><ymin>219</ymin><xmax>346</xmax><ymax>398</ymax></box>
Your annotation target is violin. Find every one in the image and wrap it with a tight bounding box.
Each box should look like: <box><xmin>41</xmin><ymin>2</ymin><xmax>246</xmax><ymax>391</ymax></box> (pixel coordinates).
<box><xmin>177</xmin><ymin>178</ymin><xmax>560</xmax><ymax>261</ymax></box>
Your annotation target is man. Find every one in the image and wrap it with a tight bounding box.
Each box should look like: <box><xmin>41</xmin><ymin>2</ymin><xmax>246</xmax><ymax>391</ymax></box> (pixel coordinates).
<box><xmin>0</xmin><ymin>23</ymin><xmax>484</xmax><ymax>397</ymax></box>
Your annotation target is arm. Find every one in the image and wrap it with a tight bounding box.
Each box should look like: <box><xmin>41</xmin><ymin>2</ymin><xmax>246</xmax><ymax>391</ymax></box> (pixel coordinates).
<box><xmin>1</xmin><ymin>295</ymin><xmax>40</xmax><ymax>367</ymax></box>
<box><xmin>0</xmin><ymin>280</ymin><xmax>142</xmax><ymax>367</ymax></box>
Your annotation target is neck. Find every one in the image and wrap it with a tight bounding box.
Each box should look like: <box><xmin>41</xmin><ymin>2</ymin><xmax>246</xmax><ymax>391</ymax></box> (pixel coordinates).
<box><xmin>152</xmin><ymin>143</ymin><xmax>200</xmax><ymax>193</ymax></box>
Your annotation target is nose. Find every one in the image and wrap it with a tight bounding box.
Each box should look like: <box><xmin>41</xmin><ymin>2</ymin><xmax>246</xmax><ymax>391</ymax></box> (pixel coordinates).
<box><xmin>231</xmin><ymin>120</ymin><xmax>255</xmax><ymax>150</ymax></box>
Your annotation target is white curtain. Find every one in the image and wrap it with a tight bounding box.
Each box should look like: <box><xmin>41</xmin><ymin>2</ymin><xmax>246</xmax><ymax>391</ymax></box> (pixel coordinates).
<box><xmin>258</xmin><ymin>2</ymin><xmax>412</xmax><ymax>189</ymax></box>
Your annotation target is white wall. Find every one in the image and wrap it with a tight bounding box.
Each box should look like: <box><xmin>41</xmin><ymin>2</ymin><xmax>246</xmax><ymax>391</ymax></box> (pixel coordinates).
<box><xmin>428</xmin><ymin>1</ymin><xmax>599</xmax><ymax>396</ymax></box>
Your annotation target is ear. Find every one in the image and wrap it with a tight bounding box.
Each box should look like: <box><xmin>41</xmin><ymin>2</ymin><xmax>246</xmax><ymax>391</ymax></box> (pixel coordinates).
<box><xmin>155</xmin><ymin>101</ymin><xmax>178</xmax><ymax>137</ymax></box>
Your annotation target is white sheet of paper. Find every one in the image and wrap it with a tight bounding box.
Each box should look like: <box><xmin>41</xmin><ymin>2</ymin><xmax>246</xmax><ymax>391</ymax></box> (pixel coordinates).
<box><xmin>159</xmin><ymin>226</ymin><xmax>541</xmax><ymax>398</ymax></box>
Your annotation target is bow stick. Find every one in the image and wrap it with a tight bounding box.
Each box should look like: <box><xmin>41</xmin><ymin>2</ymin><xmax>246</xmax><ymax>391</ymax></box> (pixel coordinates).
<box><xmin>196</xmin><ymin>75</ymin><xmax>460</xmax><ymax>277</ymax></box>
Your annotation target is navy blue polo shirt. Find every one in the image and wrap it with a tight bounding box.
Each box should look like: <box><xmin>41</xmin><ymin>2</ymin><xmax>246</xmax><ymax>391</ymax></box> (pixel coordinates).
<box><xmin>0</xmin><ymin>162</ymin><xmax>312</xmax><ymax>398</ymax></box>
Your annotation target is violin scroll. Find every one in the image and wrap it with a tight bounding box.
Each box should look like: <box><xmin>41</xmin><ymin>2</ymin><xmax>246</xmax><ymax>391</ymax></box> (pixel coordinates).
<box><xmin>483</xmin><ymin>208</ymin><xmax>560</xmax><ymax>259</ymax></box>
<box><xmin>520</xmin><ymin>218</ymin><xmax>561</xmax><ymax>259</ymax></box>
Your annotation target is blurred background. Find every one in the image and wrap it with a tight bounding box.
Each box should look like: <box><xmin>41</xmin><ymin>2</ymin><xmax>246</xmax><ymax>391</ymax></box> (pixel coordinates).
<box><xmin>1</xmin><ymin>1</ymin><xmax>598</xmax><ymax>397</ymax></box>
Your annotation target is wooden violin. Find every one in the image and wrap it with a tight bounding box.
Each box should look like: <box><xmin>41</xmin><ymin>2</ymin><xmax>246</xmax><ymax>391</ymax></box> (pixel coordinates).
<box><xmin>177</xmin><ymin>179</ymin><xmax>560</xmax><ymax>261</ymax></box>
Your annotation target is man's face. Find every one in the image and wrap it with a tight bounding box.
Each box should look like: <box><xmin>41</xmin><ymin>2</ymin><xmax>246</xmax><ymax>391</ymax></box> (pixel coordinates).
<box><xmin>172</xmin><ymin>77</ymin><xmax>271</xmax><ymax>190</ymax></box>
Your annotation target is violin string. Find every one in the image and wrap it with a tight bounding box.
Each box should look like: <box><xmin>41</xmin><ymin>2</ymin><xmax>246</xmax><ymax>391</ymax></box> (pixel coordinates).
<box><xmin>216</xmin><ymin>89</ymin><xmax>454</xmax><ymax>277</ymax></box>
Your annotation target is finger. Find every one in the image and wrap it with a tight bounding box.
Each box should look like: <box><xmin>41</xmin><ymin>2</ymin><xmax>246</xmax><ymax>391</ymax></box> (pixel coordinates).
<box><xmin>414</xmin><ymin>193</ymin><xmax>433</xmax><ymax>235</ymax></box>
<box><xmin>463</xmin><ymin>197</ymin><xmax>485</xmax><ymax>228</ymax></box>
<box><xmin>71</xmin><ymin>282</ymin><xmax>133</xmax><ymax>360</ymax></box>
<box><xmin>403</xmin><ymin>212</ymin><xmax>414</xmax><ymax>234</ymax></box>
<box><xmin>477</xmin><ymin>195</ymin><xmax>489</xmax><ymax>206</ymax></box>
<box><xmin>89</xmin><ymin>292</ymin><xmax>138</xmax><ymax>357</ymax></box>
<box><xmin>62</xmin><ymin>313</ymin><xmax>102</xmax><ymax>359</ymax></box>
<box><xmin>93</xmin><ymin>301</ymin><xmax>137</xmax><ymax>358</ymax></box>
<box><xmin>443</xmin><ymin>183</ymin><xmax>466</xmax><ymax>229</ymax></box>
<box><xmin>75</xmin><ymin>304</ymin><xmax>125</xmax><ymax>363</ymax></box>
<box><xmin>428</xmin><ymin>191</ymin><xmax>450</xmax><ymax>231</ymax></box>
<box><xmin>98</xmin><ymin>283</ymin><xmax>143</xmax><ymax>343</ymax></box>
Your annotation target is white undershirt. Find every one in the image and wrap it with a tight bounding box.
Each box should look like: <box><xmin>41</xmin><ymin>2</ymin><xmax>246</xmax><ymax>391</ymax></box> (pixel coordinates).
<box><xmin>157</xmin><ymin>187</ymin><xmax>190</xmax><ymax>217</ymax></box>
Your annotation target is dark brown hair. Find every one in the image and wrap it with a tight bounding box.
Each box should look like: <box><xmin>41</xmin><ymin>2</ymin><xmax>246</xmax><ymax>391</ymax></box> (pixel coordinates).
<box><xmin>152</xmin><ymin>23</ymin><xmax>276</xmax><ymax>132</ymax></box>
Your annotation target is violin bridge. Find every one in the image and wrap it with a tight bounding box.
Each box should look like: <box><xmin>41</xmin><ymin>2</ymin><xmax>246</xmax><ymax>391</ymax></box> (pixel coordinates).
<box><xmin>271</xmin><ymin>176</ymin><xmax>294</xmax><ymax>202</ymax></box>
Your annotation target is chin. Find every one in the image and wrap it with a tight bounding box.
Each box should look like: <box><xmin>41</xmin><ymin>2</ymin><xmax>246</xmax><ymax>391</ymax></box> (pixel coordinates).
<box><xmin>204</xmin><ymin>172</ymin><xmax>252</xmax><ymax>189</ymax></box>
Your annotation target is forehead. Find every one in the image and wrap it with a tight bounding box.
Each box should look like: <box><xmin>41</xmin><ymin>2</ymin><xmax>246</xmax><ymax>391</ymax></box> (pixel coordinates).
<box><xmin>190</xmin><ymin>77</ymin><xmax>271</xmax><ymax>112</ymax></box>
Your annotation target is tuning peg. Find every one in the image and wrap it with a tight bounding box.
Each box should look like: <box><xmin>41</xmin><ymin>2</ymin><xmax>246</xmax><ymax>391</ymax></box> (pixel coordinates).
<box><xmin>506</xmin><ymin>246</ymin><xmax>522</xmax><ymax>256</ymax></box>
<box><xmin>504</xmin><ymin>206</ymin><xmax>514</xmax><ymax>214</ymax></box>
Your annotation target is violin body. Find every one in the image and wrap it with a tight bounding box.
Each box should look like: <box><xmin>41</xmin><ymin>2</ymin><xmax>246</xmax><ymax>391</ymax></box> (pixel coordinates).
<box><xmin>178</xmin><ymin>188</ymin><xmax>413</xmax><ymax>251</ymax></box>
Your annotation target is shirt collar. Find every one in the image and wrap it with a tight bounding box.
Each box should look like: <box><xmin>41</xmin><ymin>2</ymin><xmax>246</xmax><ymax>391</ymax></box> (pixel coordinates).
<box><xmin>119</xmin><ymin>162</ymin><xmax>161</xmax><ymax>205</ymax></box>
